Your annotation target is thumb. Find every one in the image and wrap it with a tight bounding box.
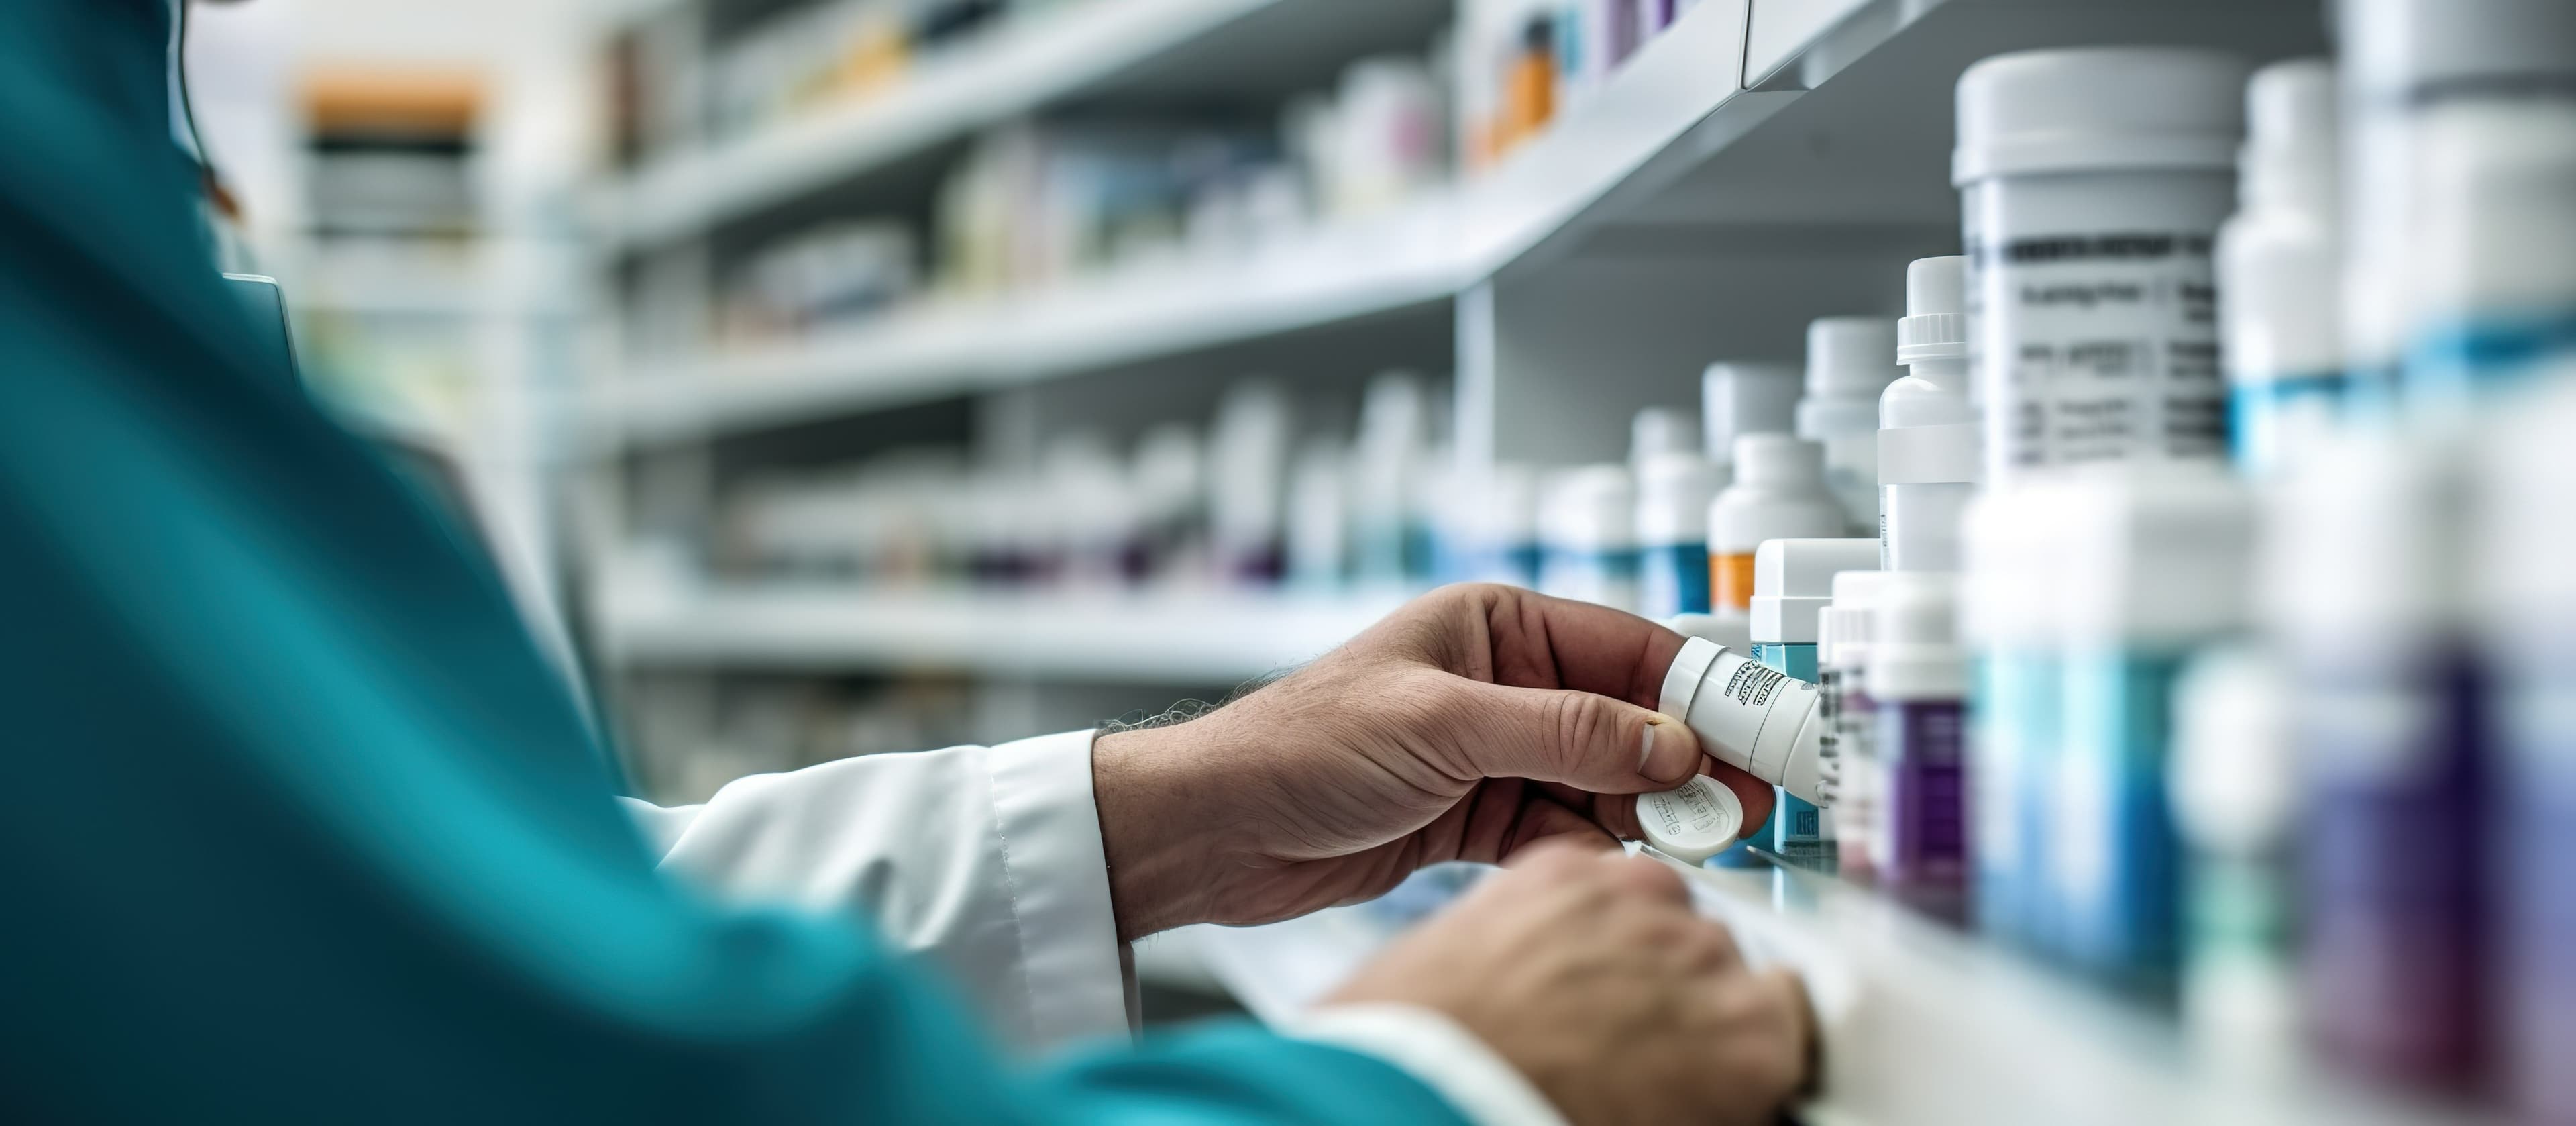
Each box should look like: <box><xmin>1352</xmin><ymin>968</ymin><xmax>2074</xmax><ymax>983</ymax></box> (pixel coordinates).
<box><xmin>1448</xmin><ymin>678</ymin><xmax>1703</xmax><ymax>792</ymax></box>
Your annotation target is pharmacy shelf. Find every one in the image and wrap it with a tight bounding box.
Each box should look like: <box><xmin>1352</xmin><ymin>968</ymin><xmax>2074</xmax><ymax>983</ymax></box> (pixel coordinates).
<box><xmin>587</xmin><ymin>0</ymin><xmax>1768</xmax><ymax>445</ymax></box>
<box><xmin>598</xmin><ymin>583</ymin><xmax>1410</xmax><ymax>682</ymax></box>
<box><xmin>1191</xmin><ymin>857</ymin><xmax>2487</xmax><ymax>1126</ymax></box>
<box><xmin>598</xmin><ymin>0</ymin><xmax>1450</xmax><ymax>249</ymax></box>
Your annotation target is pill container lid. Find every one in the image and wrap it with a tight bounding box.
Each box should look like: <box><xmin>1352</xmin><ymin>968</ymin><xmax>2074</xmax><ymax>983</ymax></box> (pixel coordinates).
<box><xmin>1896</xmin><ymin>256</ymin><xmax>1968</xmax><ymax>364</ymax></box>
<box><xmin>1750</xmin><ymin>538</ymin><xmax>1881</xmax><ymax>644</ymax></box>
<box><xmin>1701</xmin><ymin>362</ymin><xmax>1803</xmax><ymax>464</ymax></box>
<box><xmin>1658</xmin><ymin>636</ymin><xmax>1725</xmax><ymax>722</ymax></box>
<box><xmin>1636</xmin><ymin>775</ymin><xmax>1746</xmax><ymax>864</ymax></box>
<box><xmin>1636</xmin><ymin>452</ymin><xmax>1723</xmax><ymax>546</ymax></box>
<box><xmin>1953</xmin><ymin>46</ymin><xmax>2249</xmax><ymax>184</ymax></box>
<box><xmin>2341</xmin><ymin>0</ymin><xmax>2576</xmax><ymax>99</ymax></box>
<box><xmin>1805</xmin><ymin>317</ymin><xmax>1903</xmax><ymax>399</ymax></box>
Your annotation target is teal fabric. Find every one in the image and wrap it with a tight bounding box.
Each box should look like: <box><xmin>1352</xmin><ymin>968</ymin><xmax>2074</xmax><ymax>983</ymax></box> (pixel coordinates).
<box><xmin>0</xmin><ymin>4</ymin><xmax>1471</xmax><ymax>1124</ymax></box>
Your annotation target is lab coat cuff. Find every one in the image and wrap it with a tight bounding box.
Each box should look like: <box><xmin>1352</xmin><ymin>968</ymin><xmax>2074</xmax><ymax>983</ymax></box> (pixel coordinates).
<box><xmin>1283</xmin><ymin>1003</ymin><xmax>1572</xmax><ymax>1126</ymax></box>
<box><xmin>987</xmin><ymin>728</ymin><xmax>1130</xmax><ymax>1045</ymax></box>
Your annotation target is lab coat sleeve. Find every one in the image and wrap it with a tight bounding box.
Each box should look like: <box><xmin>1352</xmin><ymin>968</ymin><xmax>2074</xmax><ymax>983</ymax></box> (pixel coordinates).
<box><xmin>622</xmin><ymin>729</ymin><xmax>1128</xmax><ymax>1050</ymax></box>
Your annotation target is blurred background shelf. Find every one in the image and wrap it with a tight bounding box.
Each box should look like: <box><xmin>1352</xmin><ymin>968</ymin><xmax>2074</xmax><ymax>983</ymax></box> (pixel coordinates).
<box><xmin>599</xmin><ymin>583</ymin><xmax>1408</xmax><ymax>681</ymax></box>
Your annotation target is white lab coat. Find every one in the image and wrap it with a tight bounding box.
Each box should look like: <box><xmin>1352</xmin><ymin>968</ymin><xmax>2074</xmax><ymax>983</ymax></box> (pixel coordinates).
<box><xmin>621</xmin><ymin>729</ymin><xmax>1567</xmax><ymax>1126</ymax></box>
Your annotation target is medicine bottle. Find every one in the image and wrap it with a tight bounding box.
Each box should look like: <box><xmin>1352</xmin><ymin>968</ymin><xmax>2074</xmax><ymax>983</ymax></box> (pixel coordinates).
<box><xmin>1817</xmin><ymin>570</ymin><xmax>1891</xmax><ymax>882</ymax></box>
<box><xmin>2216</xmin><ymin>60</ymin><xmax>2342</xmax><ymax>477</ymax></box>
<box><xmin>2265</xmin><ymin>426</ymin><xmax>2484</xmax><ymax>1088</ymax></box>
<box><xmin>1795</xmin><ymin>317</ymin><xmax>1902</xmax><ymax>534</ymax></box>
<box><xmin>1635</xmin><ymin>452</ymin><xmax>1721</xmax><ymax>620</ymax></box>
<box><xmin>1700</xmin><ymin>361</ymin><xmax>1801</xmax><ymax>478</ymax></box>
<box><xmin>1870</xmin><ymin>572</ymin><xmax>1970</xmax><ymax>925</ymax></box>
<box><xmin>2167</xmin><ymin>644</ymin><xmax>2299</xmax><ymax>1078</ymax></box>
<box><xmin>1878</xmin><ymin>255</ymin><xmax>1978</xmax><ymax>572</ymax></box>
<box><xmin>1654</xmin><ymin>636</ymin><xmax>1832</xmax><ymax>810</ymax></box>
<box><xmin>1707</xmin><ymin>435</ymin><xmax>1843</xmax><ymax>612</ymax></box>
<box><xmin>1536</xmin><ymin>464</ymin><xmax>1639</xmax><ymax>613</ymax></box>
<box><xmin>1953</xmin><ymin>47</ymin><xmax>2249</xmax><ymax>478</ymax></box>
<box><xmin>1960</xmin><ymin>480</ymin><xmax>2072</xmax><ymax>952</ymax></box>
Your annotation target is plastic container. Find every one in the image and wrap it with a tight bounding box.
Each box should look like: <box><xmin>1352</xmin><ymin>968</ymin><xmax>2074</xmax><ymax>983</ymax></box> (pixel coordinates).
<box><xmin>1819</xmin><ymin>569</ymin><xmax>1893</xmax><ymax>881</ymax></box>
<box><xmin>2167</xmin><ymin>645</ymin><xmax>2300</xmax><ymax>1078</ymax></box>
<box><xmin>2216</xmin><ymin>60</ymin><xmax>2343</xmax><ymax>477</ymax></box>
<box><xmin>2475</xmin><ymin>375</ymin><xmax>2576</xmax><ymax>1125</ymax></box>
<box><xmin>1285</xmin><ymin>439</ymin><xmax>1349</xmax><ymax>589</ymax></box>
<box><xmin>1871</xmin><ymin>572</ymin><xmax>1970</xmax><ymax>925</ymax></box>
<box><xmin>1656</xmin><ymin>636</ymin><xmax>1833</xmax><ymax>807</ymax></box>
<box><xmin>1635</xmin><ymin>452</ymin><xmax>1722</xmax><ymax>620</ymax></box>
<box><xmin>1536</xmin><ymin>464</ymin><xmax>1639</xmax><ymax>612</ymax></box>
<box><xmin>1748</xmin><ymin>538</ymin><xmax>1880</xmax><ymax>868</ymax></box>
<box><xmin>2337</xmin><ymin>0</ymin><xmax>2576</xmax><ymax>401</ymax></box>
<box><xmin>1707</xmin><ymin>434</ymin><xmax>1845</xmax><ymax>612</ymax></box>
<box><xmin>2265</xmin><ymin>425</ymin><xmax>2485</xmax><ymax>1088</ymax></box>
<box><xmin>1878</xmin><ymin>255</ymin><xmax>1979</xmax><ymax>571</ymax></box>
<box><xmin>1352</xmin><ymin>372</ymin><xmax>1432</xmax><ymax>582</ymax></box>
<box><xmin>2051</xmin><ymin>462</ymin><xmax>2255</xmax><ymax>995</ymax></box>
<box><xmin>1954</xmin><ymin>47</ymin><xmax>2248</xmax><ymax>478</ymax></box>
<box><xmin>1701</xmin><ymin>361</ymin><xmax>1802</xmax><ymax>476</ymax></box>
<box><xmin>1962</xmin><ymin>480</ymin><xmax>2078</xmax><ymax>950</ymax></box>
<box><xmin>1208</xmin><ymin>382</ymin><xmax>1293</xmax><ymax>584</ymax></box>
<box><xmin>2404</xmin><ymin>94</ymin><xmax>2576</xmax><ymax>407</ymax></box>
<box><xmin>1798</xmin><ymin>317</ymin><xmax>1903</xmax><ymax>534</ymax></box>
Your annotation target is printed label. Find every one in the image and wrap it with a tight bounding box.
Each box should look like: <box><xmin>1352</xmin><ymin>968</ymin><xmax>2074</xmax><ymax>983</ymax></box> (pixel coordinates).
<box><xmin>1970</xmin><ymin>231</ymin><xmax>2225</xmax><ymax>470</ymax></box>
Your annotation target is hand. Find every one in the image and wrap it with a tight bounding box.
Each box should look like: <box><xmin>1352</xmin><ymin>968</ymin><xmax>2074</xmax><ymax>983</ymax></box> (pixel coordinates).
<box><xmin>1326</xmin><ymin>843</ymin><xmax>1814</xmax><ymax>1126</ymax></box>
<box><xmin>1091</xmin><ymin>582</ymin><xmax>1776</xmax><ymax>939</ymax></box>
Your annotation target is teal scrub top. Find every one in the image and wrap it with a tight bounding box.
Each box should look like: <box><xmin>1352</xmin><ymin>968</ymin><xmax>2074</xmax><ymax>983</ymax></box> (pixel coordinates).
<box><xmin>0</xmin><ymin>4</ymin><xmax>1469</xmax><ymax>1123</ymax></box>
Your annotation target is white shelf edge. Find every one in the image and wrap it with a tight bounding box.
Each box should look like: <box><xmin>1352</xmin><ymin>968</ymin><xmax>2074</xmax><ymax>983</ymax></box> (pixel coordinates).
<box><xmin>586</xmin><ymin>0</ymin><xmax>1766</xmax><ymax>447</ymax></box>
<box><xmin>598</xmin><ymin>0</ymin><xmax>1281</xmax><ymax>248</ymax></box>
<box><xmin>598</xmin><ymin>584</ymin><xmax>1410</xmax><ymax>682</ymax></box>
<box><xmin>1189</xmin><ymin>858</ymin><xmax>2490</xmax><ymax>1126</ymax></box>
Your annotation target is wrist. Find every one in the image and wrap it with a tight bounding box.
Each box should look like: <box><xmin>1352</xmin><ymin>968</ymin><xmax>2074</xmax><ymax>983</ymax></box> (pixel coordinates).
<box><xmin>1092</xmin><ymin>723</ymin><xmax>1224</xmax><ymax>941</ymax></box>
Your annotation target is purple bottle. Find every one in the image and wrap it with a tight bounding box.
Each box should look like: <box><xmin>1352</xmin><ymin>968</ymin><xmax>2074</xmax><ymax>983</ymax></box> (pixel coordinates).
<box><xmin>1870</xmin><ymin>573</ymin><xmax>1970</xmax><ymax>925</ymax></box>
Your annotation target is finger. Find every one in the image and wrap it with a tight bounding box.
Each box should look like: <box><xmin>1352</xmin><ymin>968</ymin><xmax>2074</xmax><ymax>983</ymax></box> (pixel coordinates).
<box><xmin>1756</xmin><ymin>966</ymin><xmax>1822</xmax><ymax>1098</ymax></box>
<box><xmin>1595</xmin><ymin>852</ymin><xmax>1691</xmax><ymax>906</ymax></box>
<box><xmin>1499</xmin><ymin>835</ymin><xmax>1605</xmax><ymax>875</ymax></box>
<box><xmin>1458</xmin><ymin>584</ymin><xmax>1690</xmax><ymax>707</ymax></box>
<box><xmin>1450</xmin><ymin>678</ymin><xmax>1705</xmax><ymax>790</ymax></box>
<box><xmin>1490</xmin><ymin>797</ymin><xmax>1622</xmax><ymax>864</ymax></box>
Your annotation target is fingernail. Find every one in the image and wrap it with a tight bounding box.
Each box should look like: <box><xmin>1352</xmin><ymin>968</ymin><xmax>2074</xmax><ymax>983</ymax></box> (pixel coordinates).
<box><xmin>1639</xmin><ymin>717</ymin><xmax>1699</xmax><ymax>785</ymax></box>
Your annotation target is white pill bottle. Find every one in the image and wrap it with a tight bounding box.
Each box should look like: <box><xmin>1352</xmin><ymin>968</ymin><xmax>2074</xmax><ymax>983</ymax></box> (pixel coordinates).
<box><xmin>1954</xmin><ymin>48</ymin><xmax>2250</xmax><ymax>481</ymax></box>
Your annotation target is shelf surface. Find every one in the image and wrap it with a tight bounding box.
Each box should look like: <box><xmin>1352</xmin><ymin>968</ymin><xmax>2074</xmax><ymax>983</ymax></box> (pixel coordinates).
<box><xmin>599</xmin><ymin>582</ymin><xmax>1410</xmax><ymax>683</ymax></box>
<box><xmin>1189</xmin><ymin>855</ymin><xmax>2489</xmax><ymax>1126</ymax></box>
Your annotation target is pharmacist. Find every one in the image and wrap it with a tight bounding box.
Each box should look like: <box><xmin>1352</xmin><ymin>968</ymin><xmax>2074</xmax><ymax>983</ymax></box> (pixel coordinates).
<box><xmin>0</xmin><ymin>2</ymin><xmax>1808</xmax><ymax>1124</ymax></box>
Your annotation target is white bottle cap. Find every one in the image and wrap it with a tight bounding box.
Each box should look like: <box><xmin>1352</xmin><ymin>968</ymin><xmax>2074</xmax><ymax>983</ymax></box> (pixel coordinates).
<box><xmin>1701</xmin><ymin>362</ymin><xmax>1802</xmax><ymax>466</ymax></box>
<box><xmin>2261</xmin><ymin>424</ymin><xmax>2467</xmax><ymax>648</ymax></box>
<box><xmin>1732</xmin><ymin>433</ymin><xmax>1827</xmax><ymax>489</ymax></box>
<box><xmin>1819</xmin><ymin>569</ymin><xmax>1894</xmax><ymax>671</ymax></box>
<box><xmin>1750</xmin><ymin>538</ymin><xmax>1881</xmax><ymax>645</ymax></box>
<box><xmin>2056</xmin><ymin>462</ymin><xmax>2258</xmax><ymax>649</ymax></box>
<box><xmin>1805</xmin><ymin>317</ymin><xmax>1903</xmax><ymax>399</ymax></box>
<box><xmin>1953</xmin><ymin>46</ymin><xmax>2249</xmax><ymax>185</ymax></box>
<box><xmin>1636</xmin><ymin>775</ymin><xmax>1746</xmax><ymax>864</ymax></box>
<box><xmin>1896</xmin><ymin>256</ymin><xmax>1968</xmax><ymax>364</ymax></box>
<box><xmin>1539</xmin><ymin>464</ymin><xmax>1638</xmax><ymax>552</ymax></box>
<box><xmin>1960</xmin><ymin>476</ymin><xmax>2080</xmax><ymax>650</ymax></box>
<box><xmin>1635</xmin><ymin>452</ymin><xmax>1722</xmax><ymax>547</ymax></box>
<box><xmin>1631</xmin><ymin>407</ymin><xmax>1702</xmax><ymax>466</ymax></box>
<box><xmin>2240</xmin><ymin>59</ymin><xmax>2339</xmax><ymax>212</ymax></box>
<box><xmin>1869</xmin><ymin>572</ymin><xmax>1967</xmax><ymax>701</ymax></box>
<box><xmin>2416</xmin><ymin>99</ymin><xmax>2576</xmax><ymax>346</ymax></box>
<box><xmin>1666</xmin><ymin>609</ymin><xmax>1754</xmax><ymax>654</ymax></box>
<box><xmin>2339</xmin><ymin>0</ymin><xmax>2576</xmax><ymax>100</ymax></box>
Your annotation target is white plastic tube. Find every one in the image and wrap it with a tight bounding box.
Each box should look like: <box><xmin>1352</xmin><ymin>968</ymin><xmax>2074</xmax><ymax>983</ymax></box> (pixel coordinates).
<box><xmin>1656</xmin><ymin>637</ymin><xmax>1832</xmax><ymax>805</ymax></box>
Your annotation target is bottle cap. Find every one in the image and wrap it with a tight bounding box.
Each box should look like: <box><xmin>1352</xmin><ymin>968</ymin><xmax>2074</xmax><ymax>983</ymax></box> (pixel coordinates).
<box><xmin>1954</xmin><ymin>46</ymin><xmax>2249</xmax><ymax>184</ymax></box>
<box><xmin>1658</xmin><ymin>635</ymin><xmax>1726</xmax><ymax>721</ymax></box>
<box><xmin>1636</xmin><ymin>774</ymin><xmax>1746</xmax><ymax>864</ymax></box>
<box><xmin>1896</xmin><ymin>256</ymin><xmax>1968</xmax><ymax>364</ymax></box>
<box><xmin>1701</xmin><ymin>362</ymin><xmax>1801</xmax><ymax>466</ymax></box>
<box><xmin>2339</xmin><ymin>0</ymin><xmax>2576</xmax><ymax>100</ymax></box>
<box><xmin>2239</xmin><ymin>59</ymin><xmax>2339</xmax><ymax>211</ymax></box>
<box><xmin>2261</xmin><ymin>424</ymin><xmax>2467</xmax><ymax>647</ymax></box>
<box><xmin>1635</xmin><ymin>452</ymin><xmax>1722</xmax><ymax>546</ymax></box>
<box><xmin>1750</xmin><ymin>538</ymin><xmax>1881</xmax><ymax>644</ymax></box>
<box><xmin>1818</xmin><ymin>569</ymin><xmax>1893</xmax><ymax>670</ymax></box>
<box><xmin>2057</xmin><ymin>462</ymin><xmax>2257</xmax><ymax>649</ymax></box>
<box><xmin>1869</xmin><ymin>572</ymin><xmax>1968</xmax><ymax>701</ymax></box>
<box><xmin>1631</xmin><ymin>407</ymin><xmax>1702</xmax><ymax>466</ymax></box>
<box><xmin>1731</xmin><ymin>433</ymin><xmax>1827</xmax><ymax>488</ymax></box>
<box><xmin>1960</xmin><ymin>477</ymin><xmax>2080</xmax><ymax>650</ymax></box>
<box><xmin>1805</xmin><ymin>317</ymin><xmax>1903</xmax><ymax>399</ymax></box>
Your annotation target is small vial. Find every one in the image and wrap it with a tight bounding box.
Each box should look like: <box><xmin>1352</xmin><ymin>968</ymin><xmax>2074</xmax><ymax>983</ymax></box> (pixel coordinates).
<box><xmin>1636</xmin><ymin>774</ymin><xmax>1747</xmax><ymax>866</ymax></box>
<box><xmin>1749</xmin><ymin>538</ymin><xmax>1880</xmax><ymax>868</ymax></box>
<box><xmin>1635</xmin><ymin>452</ymin><xmax>1721</xmax><ymax>620</ymax></box>
<box><xmin>1536</xmin><ymin>464</ymin><xmax>1639</xmax><ymax>613</ymax></box>
<box><xmin>1871</xmin><ymin>573</ymin><xmax>1970</xmax><ymax>926</ymax></box>
<box><xmin>2216</xmin><ymin>60</ymin><xmax>2343</xmax><ymax>477</ymax></box>
<box><xmin>1878</xmin><ymin>255</ymin><xmax>1978</xmax><ymax>572</ymax></box>
<box><xmin>1954</xmin><ymin>47</ymin><xmax>2249</xmax><ymax>478</ymax></box>
<box><xmin>1796</xmin><ymin>316</ymin><xmax>1903</xmax><ymax>535</ymax></box>
<box><xmin>1654</xmin><ymin>636</ymin><xmax>1834</xmax><ymax>808</ymax></box>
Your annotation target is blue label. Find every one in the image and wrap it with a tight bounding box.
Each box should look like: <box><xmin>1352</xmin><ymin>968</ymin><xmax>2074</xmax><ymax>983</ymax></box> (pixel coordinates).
<box><xmin>1756</xmin><ymin>644</ymin><xmax>1831</xmax><ymax>866</ymax></box>
<box><xmin>2227</xmin><ymin>371</ymin><xmax>2343</xmax><ymax>476</ymax></box>
<box><xmin>1972</xmin><ymin>651</ymin><xmax>2059</xmax><ymax>953</ymax></box>
<box><xmin>2405</xmin><ymin>310</ymin><xmax>2576</xmax><ymax>403</ymax></box>
<box><xmin>1638</xmin><ymin>542</ymin><xmax>1711</xmax><ymax>620</ymax></box>
<box><xmin>2050</xmin><ymin>650</ymin><xmax>2190</xmax><ymax>992</ymax></box>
